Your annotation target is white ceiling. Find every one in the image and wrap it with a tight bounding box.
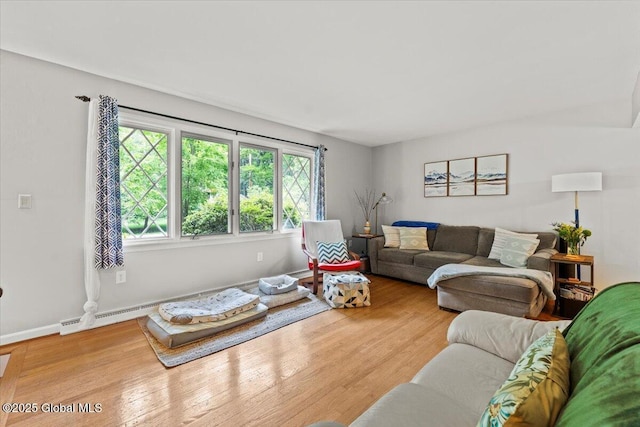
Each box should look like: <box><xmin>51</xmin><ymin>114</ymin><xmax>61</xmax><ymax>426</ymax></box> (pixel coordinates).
<box><xmin>2</xmin><ymin>1</ymin><xmax>639</xmax><ymax>146</ymax></box>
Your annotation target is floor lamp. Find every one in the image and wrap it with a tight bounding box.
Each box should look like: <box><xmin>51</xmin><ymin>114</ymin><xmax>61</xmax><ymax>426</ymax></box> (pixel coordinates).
<box><xmin>552</xmin><ymin>172</ymin><xmax>602</xmax><ymax>279</ymax></box>
<box><xmin>551</xmin><ymin>172</ymin><xmax>602</xmax><ymax>228</ymax></box>
<box><xmin>373</xmin><ymin>192</ymin><xmax>393</xmax><ymax>235</ymax></box>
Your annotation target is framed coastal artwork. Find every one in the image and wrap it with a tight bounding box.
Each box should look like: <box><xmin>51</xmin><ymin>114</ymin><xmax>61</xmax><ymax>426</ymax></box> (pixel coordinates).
<box><xmin>476</xmin><ymin>154</ymin><xmax>508</xmax><ymax>195</ymax></box>
<box><xmin>448</xmin><ymin>157</ymin><xmax>476</xmax><ymax>196</ymax></box>
<box><xmin>423</xmin><ymin>153</ymin><xmax>508</xmax><ymax>198</ymax></box>
<box><xmin>424</xmin><ymin>161</ymin><xmax>448</xmax><ymax>197</ymax></box>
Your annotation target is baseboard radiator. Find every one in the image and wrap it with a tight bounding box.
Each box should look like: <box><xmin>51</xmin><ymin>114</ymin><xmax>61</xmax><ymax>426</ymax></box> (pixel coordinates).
<box><xmin>59</xmin><ymin>270</ymin><xmax>309</xmax><ymax>335</ymax></box>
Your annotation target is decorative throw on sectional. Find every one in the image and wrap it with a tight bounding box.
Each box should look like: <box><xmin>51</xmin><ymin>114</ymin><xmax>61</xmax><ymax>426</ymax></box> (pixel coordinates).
<box><xmin>323</xmin><ymin>273</ymin><xmax>371</xmax><ymax>308</ymax></box>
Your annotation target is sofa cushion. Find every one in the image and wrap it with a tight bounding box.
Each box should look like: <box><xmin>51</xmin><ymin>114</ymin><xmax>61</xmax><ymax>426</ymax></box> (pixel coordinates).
<box><xmin>499</xmin><ymin>235</ymin><xmax>540</xmax><ymax>268</ymax></box>
<box><xmin>377</xmin><ymin>248</ymin><xmax>422</xmax><ymax>265</ymax></box>
<box><xmin>479</xmin><ymin>229</ymin><xmax>557</xmax><ymax>258</ymax></box>
<box><xmin>399</xmin><ymin>227</ymin><xmax>429</xmax><ymax>250</ymax></box>
<box><xmin>350</xmin><ymin>383</ymin><xmax>480</xmax><ymax>427</ymax></box>
<box><xmin>414</xmin><ymin>251</ymin><xmax>474</xmax><ymax>270</ymax></box>
<box><xmin>488</xmin><ymin>228</ymin><xmax>538</xmax><ymax>260</ymax></box>
<box><xmin>432</xmin><ymin>225</ymin><xmax>479</xmax><ymax>255</ymax></box>
<box><xmin>477</xmin><ymin>228</ymin><xmax>496</xmax><ymax>257</ymax></box>
<box><xmin>462</xmin><ymin>256</ymin><xmax>503</xmax><ymax>268</ymax></box>
<box><xmin>381</xmin><ymin>225</ymin><xmax>401</xmax><ymax>248</ymax></box>
<box><xmin>535</xmin><ymin>232</ymin><xmax>558</xmax><ymax>250</ymax></box>
<box><xmin>448</xmin><ymin>310</ymin><xmax>571</xmax><ymax>364</ymax></box>
<box><xmin>435</xmin><ymin>274</ymin><xmax>540</xmax><ymax>304</ymax></box>
<box><xmin>477</xmin><ymin>328</ymin><xmax>570</xmax><ymax>427</ymax></box>
<box><xmin>412</xmin><ymin>343</ymin><xmax>514</xmax><ymax>419</ymax></box>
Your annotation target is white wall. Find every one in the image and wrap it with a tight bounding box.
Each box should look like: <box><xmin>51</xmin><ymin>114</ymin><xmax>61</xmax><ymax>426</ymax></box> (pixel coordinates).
<box><xmin>0</xmin><ymin>51</ymin><xmax>372</xmax><ymax>340</ymax></box>
<box><xmin>373</xmin><ymin>100</ymin><xmax>640</xmax><ymax>288</ymax></box>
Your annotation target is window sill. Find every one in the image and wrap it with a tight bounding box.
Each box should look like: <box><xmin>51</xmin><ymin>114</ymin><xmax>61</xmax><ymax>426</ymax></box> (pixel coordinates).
<box><xmin>123</xmin><ymin>229</ymin><xmax>301</xmax><ymax>253</ymax></box>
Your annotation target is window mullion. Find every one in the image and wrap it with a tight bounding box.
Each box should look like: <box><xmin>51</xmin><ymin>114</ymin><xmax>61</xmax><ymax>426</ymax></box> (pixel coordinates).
<box><xmin>276</xmin><ymin>148</ymin><xmax>283</xmax><ymax>231</ymax></box>
<box><xmin>168</xmin><ymin>128</ymin><xmax>180</xmax><ymax>240</ymax></box>
<box><xmin>231</xmin><ymin>138</ymin><xmax>240</xmax><ymax>236</ymax></box>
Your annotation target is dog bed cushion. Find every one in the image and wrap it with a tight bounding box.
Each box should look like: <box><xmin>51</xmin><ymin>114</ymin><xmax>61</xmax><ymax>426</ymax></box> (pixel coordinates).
<box><xmin>146</xmin><ymin>303</ymin><xmax>268</xmax><ymax>348</ymax></box>
<box><xmin>247</xmin><ymin>285</ymin><xmax>311</xmax><ymax>309</ymax></box>
<box><xmin>258</xmin><ymin>274</ymin><xmax>299</xmax><ymax>295</ymax></box>
<box><xmin>159</xmin><ymin>288</ymin><xmax>259</xmax><ymax>324</ymax></box>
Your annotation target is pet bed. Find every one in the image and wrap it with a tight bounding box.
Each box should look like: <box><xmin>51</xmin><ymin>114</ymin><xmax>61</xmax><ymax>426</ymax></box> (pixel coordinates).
<box><xmin>247</xmin><ymin>285</ymin><xmax>311</xmax><ymax>308</ymax></box>
<box><xmin>159</xmin><ymin>288</ymin><xmax>259</xmax><ymax>324</ymax></box>
<box><xmin>258</xmin><ymin>274</ymin><xmax>299</xmax><ymax>295</ymax></box>
<box><xmin>146</xmin><ymin>303</ymin><xmax>269</xmax><ymax>348</ymax></box>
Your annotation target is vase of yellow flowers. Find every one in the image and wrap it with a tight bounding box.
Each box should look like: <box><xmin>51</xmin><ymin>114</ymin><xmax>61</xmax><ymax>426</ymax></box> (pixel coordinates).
<box><xmin>552</xmin><ymin>222</ymin><xmax>592</xmax><ymax>255</ymax></box>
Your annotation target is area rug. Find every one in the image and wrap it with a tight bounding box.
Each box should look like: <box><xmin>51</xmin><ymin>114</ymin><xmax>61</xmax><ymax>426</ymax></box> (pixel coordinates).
<box><xmin>138</xmin><ymin>294</ymin><xmax>330</xmax><ymax>367</ymax></box>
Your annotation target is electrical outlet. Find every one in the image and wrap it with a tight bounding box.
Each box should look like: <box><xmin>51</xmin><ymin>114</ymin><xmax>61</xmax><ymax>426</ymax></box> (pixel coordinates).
<box><xmin>18</xmin><ymin>194</ymin><xmax>32</xmax><ymax>209</ymax></box>
<box><xmin>257</xmin><ymin>252</ymin><xmax>263</xmax><ymax>262</ymax></box>
<box><xmin>115</xmin><ymin>270</ymin><xmax>127</xmax><ymax>284</ymax></box>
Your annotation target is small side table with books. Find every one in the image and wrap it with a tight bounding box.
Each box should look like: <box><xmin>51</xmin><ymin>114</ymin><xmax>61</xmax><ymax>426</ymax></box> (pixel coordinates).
<box><xmin>550</xmin><ymin>253</ymin><xmax>595</xmax><ymax>318</ymax></box>
<box><xmin>351</xmin><ymin>233</ymin><xmax>383</xmax><ymax>273</ymax></box>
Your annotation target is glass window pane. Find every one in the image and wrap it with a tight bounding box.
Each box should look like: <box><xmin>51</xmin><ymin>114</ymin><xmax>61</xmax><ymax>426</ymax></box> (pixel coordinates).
<box><xmin>282</xmin><ymin>153</ymin><xmax>311</xmax><ymax>229</ymax></box>
<box><xmin>119</xmin><ymin>126</ymin><xmax>168</xmax><ymax>240</ymax></box>
<box><xmin>181</xmin><ymin>136</ymin><xmax>230</xmax><ymax>236</ymax></box>
<box><xmin>239</xmin><ymin>145</ymin><xmax>275</xmax><ymax>232</ymax></box>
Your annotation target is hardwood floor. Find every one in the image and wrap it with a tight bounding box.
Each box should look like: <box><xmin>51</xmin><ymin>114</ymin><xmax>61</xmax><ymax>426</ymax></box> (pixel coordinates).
<box><xmin>0</xmin><ymin>276</ymin><xmax>557</xmax><ymax>427</ymax></box>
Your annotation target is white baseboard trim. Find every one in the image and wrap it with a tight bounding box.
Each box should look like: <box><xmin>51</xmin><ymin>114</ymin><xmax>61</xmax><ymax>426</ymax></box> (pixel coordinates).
<box><xmin>0</xmin><ymin>323</ymin><xmax>60</xmax><ymax>346</ymax></box>
<box><xmin>1</xmin><ymin>269</ymin><xmax>310</xmax><ymax>343</ymax></box>
<box><xmin>59</xmin><ymin>269</ymin><xmax>311</xmax><ymax>336</ymax></box>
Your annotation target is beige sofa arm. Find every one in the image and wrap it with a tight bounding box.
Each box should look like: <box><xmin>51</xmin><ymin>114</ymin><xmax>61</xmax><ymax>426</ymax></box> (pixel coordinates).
<box><xmin>447</xmin><ymin>310</ymin><xmax>571</xmax><ymax>364</ymax></box>
<box><xmin>527</xmin><ymin>247</ymin><xmax>558</xmax><ymax>271</ymax></box>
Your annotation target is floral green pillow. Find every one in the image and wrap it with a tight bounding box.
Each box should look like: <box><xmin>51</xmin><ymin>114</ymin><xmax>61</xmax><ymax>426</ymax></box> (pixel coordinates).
<box><xmin>477</xmin><ymin>328</ymin><xmax>570</xmax><ymax>427</ymax></box>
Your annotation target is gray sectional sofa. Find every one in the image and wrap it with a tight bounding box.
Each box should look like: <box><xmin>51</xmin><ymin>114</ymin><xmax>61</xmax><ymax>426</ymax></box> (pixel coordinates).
<box><xmin>369</xmin><ymin>224</ymin><xmax>558</xmax><ymax>317</ymax></box>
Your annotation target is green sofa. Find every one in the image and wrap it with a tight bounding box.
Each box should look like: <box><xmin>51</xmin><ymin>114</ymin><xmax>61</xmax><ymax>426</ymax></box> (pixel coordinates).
<box><xmin>556</xmin><ymin>281</ymin><xmax>640</xmax><ymax>425</ymax></box>
<box><xmin>311</xmin><ymin>282</ymin><xmax>640</xmax><ymax>426</ymax></box>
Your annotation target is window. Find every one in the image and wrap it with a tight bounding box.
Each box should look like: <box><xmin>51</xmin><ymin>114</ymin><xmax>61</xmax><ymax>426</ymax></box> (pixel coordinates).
<box><xmin>181</xmin><ymin>135</ymin><xmax>230</xmax><ymax>236</ymax></box>
<box><xmin>239</xmin><ymin>145</ymin><xmax>275</xmax><ymax>233</ymax></box>
<box><xmin>119</xmin><ymin>126</ymin><xmax>169</xmax><ymax>240</ymax></box>
<box><xmin>118</xmin><ymin>114</ymin><xmax>313</xmax><ymax>243</ymax></box>
<box><xmin>282</xmin><ymin>153</ymin><xmax>311</xmax><ymax>229</ymax></box>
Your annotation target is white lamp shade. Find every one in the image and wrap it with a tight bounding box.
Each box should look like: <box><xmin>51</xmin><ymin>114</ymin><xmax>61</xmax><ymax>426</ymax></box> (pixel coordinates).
<box><xmin>552</xmin><ymin>172</ymin><xmax>602</xmax><ymax>193</ymax></box>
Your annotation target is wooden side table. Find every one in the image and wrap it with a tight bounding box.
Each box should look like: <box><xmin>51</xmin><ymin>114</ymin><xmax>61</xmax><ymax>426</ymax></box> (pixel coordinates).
<box><xmin>351</xmin><ymin>234</ymin><xmax>383</xmax><ymax>273</ymax></box>
<box><xmin>550</xmin><ymin>253</ymin><xmax>595</xmax><ymax>318</ymax></box>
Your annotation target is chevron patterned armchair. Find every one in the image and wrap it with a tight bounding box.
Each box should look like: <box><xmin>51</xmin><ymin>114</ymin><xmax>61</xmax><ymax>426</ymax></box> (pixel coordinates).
<box><xmin>301</xmin><ymin>220</ymin><xmax>362</xmax><ymax>294</ymax></box>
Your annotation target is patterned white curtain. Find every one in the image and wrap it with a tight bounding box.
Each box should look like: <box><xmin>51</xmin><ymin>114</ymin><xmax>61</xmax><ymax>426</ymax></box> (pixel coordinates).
<box><xmin>80</xmin><ymin>95</ymin><xmax>123</xmax><ymax>329</ymax></box>
<box><xmin>313</xmin><ymin>145</ymin><xmax>326</xmax><ymax>220</ymax></box>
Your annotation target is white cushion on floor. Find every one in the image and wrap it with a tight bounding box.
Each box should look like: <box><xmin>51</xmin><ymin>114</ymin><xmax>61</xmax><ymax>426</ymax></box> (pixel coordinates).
<box><xmin>159</xmin><ymin>288</ymin><xmax>259</xmax><ymax>324</ymax></box>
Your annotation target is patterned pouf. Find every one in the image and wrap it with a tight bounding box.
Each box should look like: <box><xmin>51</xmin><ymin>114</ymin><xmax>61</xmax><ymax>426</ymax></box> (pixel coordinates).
<box><xmin>323</xmin><ymin>272</ymin><xmax>371</xmax><ymax>308</ymax></box>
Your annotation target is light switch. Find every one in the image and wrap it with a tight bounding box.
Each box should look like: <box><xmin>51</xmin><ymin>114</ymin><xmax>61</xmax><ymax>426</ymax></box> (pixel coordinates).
<box><xmin>18</xmin><ymin>194</ymin><xmax>32</xmax><ymax>209</ymax></box>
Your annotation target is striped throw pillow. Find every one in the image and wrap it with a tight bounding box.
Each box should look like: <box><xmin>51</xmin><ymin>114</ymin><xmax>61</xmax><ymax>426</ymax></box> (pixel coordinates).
<box><xmin>316</xmin><ymin>241</ymin><xmax>350</xmax><ymax>264</ymax></box>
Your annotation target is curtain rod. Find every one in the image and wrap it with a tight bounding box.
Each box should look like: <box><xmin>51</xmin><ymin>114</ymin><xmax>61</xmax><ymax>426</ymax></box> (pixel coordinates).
<box><xmin>75</xmin><ymin>95</ymin><xmax>326</xmax><ymax>151</ymax></box>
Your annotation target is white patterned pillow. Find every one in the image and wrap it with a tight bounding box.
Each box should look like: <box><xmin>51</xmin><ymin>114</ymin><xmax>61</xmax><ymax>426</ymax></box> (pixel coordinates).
<box><xmin>381</xmin><ymin>225</ymin><xmax>401</xmax><ymax>248</ymax></box>
<box><xmin>316</xmin><ymin>241</ymin><xmax>350</xmax><ymax>264</ymax></box>
<box><xmin>500</xmin><ymin>235</ymin><xmax>540</xmax><ymax>268</ymax></box>
<box><xmin>399</xmin><ymin>227</ymin><xmax>429</xmax><ymax>250</ymax></box>
<box><xmin>489</xmin><ymin>228</ymin><xmax>538</xmax><ymax>260</ymax></box>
